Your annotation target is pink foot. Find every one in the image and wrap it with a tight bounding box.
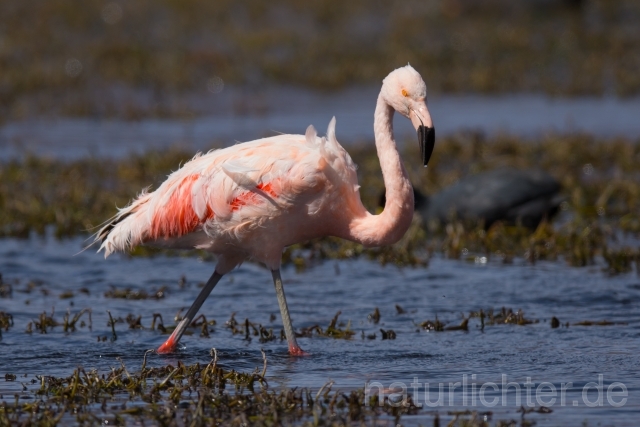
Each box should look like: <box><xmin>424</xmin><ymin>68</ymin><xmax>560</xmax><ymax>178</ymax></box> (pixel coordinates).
<box><xmin>157</xmin><ymin>337</ymin><xmax>178</xmax><ymax>354</ymax></box>
<box><xmin>289</xmin><ymin>345</ymin><xmax>310</xmax><ymax>356</ymax></box>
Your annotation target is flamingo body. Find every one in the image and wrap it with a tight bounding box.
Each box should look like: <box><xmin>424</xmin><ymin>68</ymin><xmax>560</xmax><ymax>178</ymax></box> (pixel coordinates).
<box><xmin>96</xmin><ymin>65</ymin><xmax>435</xmax><ymax>355</ymax></box>
<box><xmin>99</xmin><ymin>121</ymin><xmax>366</xmax><ymax>270</ymax></box>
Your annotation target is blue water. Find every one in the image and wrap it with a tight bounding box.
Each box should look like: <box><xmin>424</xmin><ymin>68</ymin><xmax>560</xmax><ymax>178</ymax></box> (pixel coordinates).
<box><xmin>0</xmin><ymin>234</ymin><xmax>638</xmax><ymax>425</ymax></box>
<box><xmin>2</xmin><ymin>91</ymin><xmax>640</xmax><ymax>160</ymax></box>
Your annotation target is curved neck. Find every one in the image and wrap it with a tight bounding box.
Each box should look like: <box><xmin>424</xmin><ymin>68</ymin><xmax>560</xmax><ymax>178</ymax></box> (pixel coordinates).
<box><xmin>347</xmin><ymin>94</ymin><xmax>414</xmax><ymax>247</ymax></box>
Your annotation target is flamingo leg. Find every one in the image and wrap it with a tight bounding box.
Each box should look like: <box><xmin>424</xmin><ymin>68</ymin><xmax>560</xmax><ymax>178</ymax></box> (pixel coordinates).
<box><xmin>157</xmin><ymin>270</ymin><xmax>223</xmax><ymax>354</ymax></box>
<box><xmin>271</xmin><ymin>269</ymin><xmax>306</xmax><ymax>355</ymax></box>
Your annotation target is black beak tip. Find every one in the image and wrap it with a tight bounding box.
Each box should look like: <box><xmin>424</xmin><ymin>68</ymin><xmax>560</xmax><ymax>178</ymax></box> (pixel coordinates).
<box><xmin>418</xmin><ymin>125</ymin><xmax>436</xmax><ymax>167</ymax></box>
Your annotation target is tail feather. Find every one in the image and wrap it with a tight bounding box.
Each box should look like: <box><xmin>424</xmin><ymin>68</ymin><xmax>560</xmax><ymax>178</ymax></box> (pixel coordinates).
<box><xmin>95</xmin><ymin>191</ymin><xmax>153</xmax><ymax>257</ymax></box>
<box><xmin>96</xmin><ymin>211</ymin><xmax>133</xmax><ymax>243</ymax></box>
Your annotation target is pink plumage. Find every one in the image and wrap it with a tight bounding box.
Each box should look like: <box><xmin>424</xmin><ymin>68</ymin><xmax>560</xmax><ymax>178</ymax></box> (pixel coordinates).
<box><xmin>96</xmin><ymin>65</ymin><xmax>435</xmax><ymax>355</ymax></box>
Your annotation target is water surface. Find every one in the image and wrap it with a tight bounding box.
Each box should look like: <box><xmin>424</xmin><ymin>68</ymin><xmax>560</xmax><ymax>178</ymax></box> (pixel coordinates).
<box><xmin>0</xmin><ymin>235</ymin><xmax>638</xmax><ymax>425</ymax></box>
<box><xmin>2</xmin><ymin>91</ymin><xmax>640</xmax><ymax>160</ymax></box>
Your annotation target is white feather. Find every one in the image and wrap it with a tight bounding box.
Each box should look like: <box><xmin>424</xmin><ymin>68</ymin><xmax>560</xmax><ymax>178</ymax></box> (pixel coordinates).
<box><xmin>191</xmin><ymin>177</ymin><xmax>208</xmax><ymax>220</ymax></box>
<box><xmin>221</xmin><ymin>160</ymin><xmax>260</xmax><ymax>188</ymax></box>
<box><xmin>305</xmin><ymin>124</ymin><xmax>317</xmax><ymax>145</ymax></box>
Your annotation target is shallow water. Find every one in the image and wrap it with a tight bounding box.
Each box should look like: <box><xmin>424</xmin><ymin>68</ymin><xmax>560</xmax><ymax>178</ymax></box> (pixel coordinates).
<box><xmin>2</xmin><ymin>91</ymin><xmax>640</xmax><ymax>160</ymax></box>
<box><xmin>0</xmin><ymin>235</ymin><xmax>638</xmax><ymax>425</ymax></box>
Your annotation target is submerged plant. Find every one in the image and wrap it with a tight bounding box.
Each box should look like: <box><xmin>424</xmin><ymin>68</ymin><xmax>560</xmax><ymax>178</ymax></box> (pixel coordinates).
<box><xmin>299</xmin><ymin>311</ymin><xmax>356</xmax><ymax>339</ymax></box>
<box><xmin>0</xmin><ymin>311</ymin><xmax>13</xmax><ymax>331</ymax></box>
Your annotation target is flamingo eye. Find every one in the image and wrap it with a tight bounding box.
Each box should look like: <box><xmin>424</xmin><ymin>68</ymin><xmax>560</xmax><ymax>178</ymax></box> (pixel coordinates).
<box><xmin>401</xmin><ymin>89</ymin><xmax>409</xmax><ymax>97</ymax></box>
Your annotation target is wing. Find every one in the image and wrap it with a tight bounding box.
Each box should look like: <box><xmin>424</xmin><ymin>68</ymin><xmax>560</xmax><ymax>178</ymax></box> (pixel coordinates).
<box><xmin>98</xmin><ymin>120</ymin><xmax>357</xmax><ymax>255</ymax></box>
<box><xmin>139</xmin><ymin>134</ymin><xmax>327</xmax><ymax>240</ymax></box>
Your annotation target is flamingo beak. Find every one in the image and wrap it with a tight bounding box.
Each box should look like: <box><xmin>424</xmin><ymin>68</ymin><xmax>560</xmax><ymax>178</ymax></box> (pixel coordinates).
<box><xmin>418</xmin><ymin>125</ymin><xmax>435</xmax><ymax>167</ymax></box>
<box><xmin>410</xmin><ymin>104</ymin><xmax>435</xmax><ymax>167</ymax></box>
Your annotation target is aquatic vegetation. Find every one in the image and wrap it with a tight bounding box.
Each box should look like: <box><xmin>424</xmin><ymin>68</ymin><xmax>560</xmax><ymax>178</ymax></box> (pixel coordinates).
<box><xmin>419</xmin><ymin>316</ymin><xmax>445</xmax><ymax>332</ymax></box>
<box><xmin>1</xmin><ymin>1</ymin><xmax>639</xmax><ymax>119</ymax></box>
<box><xmin>420</xmin><ymin>308</ymin><xmax>537</xmax><ymax>332</ymax></box>
<box><xmin>324</xmin><ymin>311</ymin><xmax>356</xmax><ymax>339</ymax></box>
<box><xmin>223</xmin><ymin>313</ymin><xmax>279</xmax><ymax>343</ymax></box>
<box><xmin>29</xmin><ymin>310</ymin><xmax>59</xmax><ymax>334</ymax></box>
<box><xmin>602</xmin><ymin>247</ymin><xmax>640</xmax><ymax>275</ymax></box>
<box><xmin>10</xmin><ymin>296</ymin><xmax>366</xmax><ymax>345</ymax></box>
<box><xmin>299</xmin><ymin>311</ymin><xmax>356</xmax><ymax>340</ymax></box>
<box><xmin>419</xmin><ymin>316</ymin><xmax>469</xmax><ymax>332</ymax></box>
<box><xmin>211</xmin><ymin>312</ymin><xmax>280</xmax><ymax>344</ymax></box>
<box><xmin>0</xmin><ymin>283</ymin><xmax>10</xmax><ymax>299</ymax></box>
<box><xmin>469</xmin><ymin>308</ymin><xmax>538</xmax><ymax>327</ymax></box>
<box><xmin>107</xmin><ymin>310</ymin><xmax>117</xmax><ymax>341</ymax></box>
<box><xmin>0</xmin><ymin>348</ymin><xmax>558</xmax><ymax>426</ymax></box>
<box><xmin>368</xmin><ymin>307</ymin><xmax>381</xmax><ymax>324</ymax></box>
<box><xmin>61</xmin><ymin>308</ymin><xmax>92</xmax><ymax>333</ymax></box>
<box><xmin>0</xmin><ymin>311</ymin><xmax>13</xmax><ymax>331</ymax></box>
<box><xmin>103</xmin><ymin>285</ymin><xmax>167</xmax><ymax>300</ymax></box>
<box><xmin>0</xmin><ymin>351</ymin><xmax>420</xmax><ymax>426</ymax></box>
<box><xmin>573</xmin><ymin>320</ymin><xmax>627</xmax><ymax>326</ymax></box>
<box><xmin>379</xmin><ymin>329</ymin><xmax>396</xmax><ymax>340</ymax></box>
<box><xmin>444</xmin><ymin>318</ymin><xmax>470</xmax><ymax>331</ymax></box>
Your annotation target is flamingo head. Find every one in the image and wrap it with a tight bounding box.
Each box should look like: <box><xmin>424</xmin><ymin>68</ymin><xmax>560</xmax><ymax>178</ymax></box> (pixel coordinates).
<box><xmin>382</xmin><ymin>65</ymin><xmax>436</xmax><ymax>167</ymax></box>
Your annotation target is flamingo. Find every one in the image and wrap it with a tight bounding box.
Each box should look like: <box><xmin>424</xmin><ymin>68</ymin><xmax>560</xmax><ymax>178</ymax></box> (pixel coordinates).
<box><xmin>95</xmin><ymin>65</ymin><xmax>435</xmax><ymax>355</ymax></box>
